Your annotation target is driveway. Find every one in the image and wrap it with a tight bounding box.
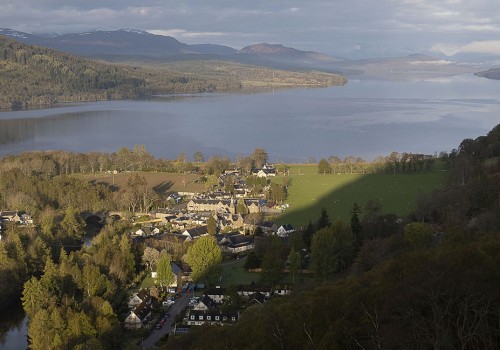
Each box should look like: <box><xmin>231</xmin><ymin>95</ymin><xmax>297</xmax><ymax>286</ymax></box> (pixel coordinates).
<box><xmin>141</xmin><ymin>293</ymin><xmax>190</xmax><ymax>349</ymax></box>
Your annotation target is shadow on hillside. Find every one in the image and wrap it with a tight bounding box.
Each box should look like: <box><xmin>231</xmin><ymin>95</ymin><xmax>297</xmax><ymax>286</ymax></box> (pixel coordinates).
<box><xmin>276</xmin><ymin>172</ymin><xmax>445</xmax><ymax>228</ymax></box>
<box><xmin>153</xmin><ymin>180</ymin><xmax>173</xmax><ymax>194</ymax></box>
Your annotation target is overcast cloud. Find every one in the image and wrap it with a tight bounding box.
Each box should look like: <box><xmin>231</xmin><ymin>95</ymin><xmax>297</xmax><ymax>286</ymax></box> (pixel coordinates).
<box><xmin>1</xmin><ymin>0</ymin><xmax>499</xmax><ymax>58</ymax></box>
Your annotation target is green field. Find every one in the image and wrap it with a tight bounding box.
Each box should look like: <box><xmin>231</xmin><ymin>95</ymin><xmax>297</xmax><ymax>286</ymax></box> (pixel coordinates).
<box><xmin>275</xmin><ymin>165</ymin><xmax>446</xmax><ymax>227</ymax></box>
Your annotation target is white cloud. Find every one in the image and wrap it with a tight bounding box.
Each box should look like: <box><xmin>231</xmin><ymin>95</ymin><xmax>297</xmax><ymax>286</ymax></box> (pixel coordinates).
<box><xmin>431</xmin><ymin>40</ymin><xmax>500</xmax><ymax>56</ymax></box>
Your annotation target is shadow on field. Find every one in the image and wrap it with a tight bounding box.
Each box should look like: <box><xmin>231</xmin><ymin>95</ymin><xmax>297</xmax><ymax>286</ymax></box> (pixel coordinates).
<box><xmin>276</xmin><ymin>172</ymin><xmax>445</xmax><ymax>228</ymax></box>
<box><xmin>153</xmin><ymin>181</ymin><xmax>173</xmax><ymax>194</ymax></box>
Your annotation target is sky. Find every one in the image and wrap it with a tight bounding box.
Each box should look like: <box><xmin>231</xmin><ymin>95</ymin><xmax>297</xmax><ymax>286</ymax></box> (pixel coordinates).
<box><xmin>1</xmin><ymin>0</ymin><xmax>500</xmax><ymax>58</ymax></box>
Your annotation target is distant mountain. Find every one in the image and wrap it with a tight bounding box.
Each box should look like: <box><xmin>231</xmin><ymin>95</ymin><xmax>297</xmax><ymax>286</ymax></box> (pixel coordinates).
<box><xmin>0</xmin><ymin>27</ymin><xmax>481</xmax><ymax>80</ymax></box>
<box><xmin>330</xmin><ymin>54</ymin><xmax>480</xmax><ymax>80</ymax></box>
<box><xmin>475</xmin><ymin>67</ymin><xmax>500</xmax><ymax>80</ymax></box>
<box><xmin>0</xmin><ymin>28</ymin><xmax>236</xmax><ymax>57</ymax></box>
<box><xmin>238</xmin><ymin>43</ymin><xmax>343</xmax><ymax>64</ymax></box>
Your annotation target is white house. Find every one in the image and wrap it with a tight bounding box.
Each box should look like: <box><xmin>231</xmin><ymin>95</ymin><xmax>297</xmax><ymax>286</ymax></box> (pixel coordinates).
<box><xmin>276</xmin><ymin>224</ymin><xmax>295</xmax><ymax>237</ymax></box>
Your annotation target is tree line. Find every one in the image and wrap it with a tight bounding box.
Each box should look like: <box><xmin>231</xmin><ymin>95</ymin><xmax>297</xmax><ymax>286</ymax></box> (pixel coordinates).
<box><xmin>318</xmin><ymin>152</ymin><xmax>436</xmax><ymax>175</ymax></box>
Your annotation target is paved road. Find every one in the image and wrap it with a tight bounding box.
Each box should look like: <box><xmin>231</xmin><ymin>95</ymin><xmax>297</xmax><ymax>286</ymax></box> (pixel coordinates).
<box><xmin>141</xmin><ymin>293</ymin><xmax>190</xmax><ymax>349</ymax></box>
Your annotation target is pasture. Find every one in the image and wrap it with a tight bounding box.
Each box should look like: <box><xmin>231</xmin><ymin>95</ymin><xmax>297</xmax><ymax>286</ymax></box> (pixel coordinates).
<box><xmin>275</xmin><ymin>166</ymin><xmax>446</xmax><ymax>227</ymax></box>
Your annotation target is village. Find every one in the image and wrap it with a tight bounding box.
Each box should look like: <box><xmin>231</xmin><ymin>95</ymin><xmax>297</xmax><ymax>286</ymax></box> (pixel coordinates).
<box><xmin>122</xmin><ymin>163</ymin><xmax>299</xmax><ymax>342</ymax></box>
<box><xmin>0</xmin><ymin>162</ymin><xmax>304</xmax><ymax>346</ymax></box>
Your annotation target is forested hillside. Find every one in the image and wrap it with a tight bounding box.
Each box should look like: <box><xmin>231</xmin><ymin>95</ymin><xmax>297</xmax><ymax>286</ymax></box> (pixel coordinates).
<box><xmin>167</xmin><ymin>124</ymin><xmax>500</xmax><ymax>349</ymax></box>
<box><xmin>0</xmin><ymin>36</ymin><xmax>346</xmax><ymax>110</ymax></box>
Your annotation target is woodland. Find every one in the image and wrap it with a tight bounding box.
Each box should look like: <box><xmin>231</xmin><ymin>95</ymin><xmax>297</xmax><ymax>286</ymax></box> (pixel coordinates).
<box><xmin>0</xmin><ymin>124</ymin><xmax>498</xmax><ymax>349</ymax></box>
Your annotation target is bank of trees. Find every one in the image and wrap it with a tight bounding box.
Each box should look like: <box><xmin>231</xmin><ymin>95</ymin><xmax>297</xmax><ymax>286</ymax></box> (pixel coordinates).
<box><xmin>318</xmin><ymin>152</ymin><xmax>436</xmax><ymax>175</ymax></box>
<box><xmin>21</xmin><ymin>225</ymin><xmax>139</xmax><ymax>349</ymax></box>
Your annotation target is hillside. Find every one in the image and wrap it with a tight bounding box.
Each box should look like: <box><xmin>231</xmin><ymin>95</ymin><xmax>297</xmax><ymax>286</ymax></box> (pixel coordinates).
<box><xmin>475</xmin><ymin>67</ymin><xmax>500</xmax><ymax>80</ymax></box>
<box><xmin>0</xmin><ymin>36</ymin><xmax>346</xmax><ymax>110</ymax></box>
<box><xmin>166</xmin><ymin>124</ymin><xmax>500</xmax><ymax>349</ymax></box>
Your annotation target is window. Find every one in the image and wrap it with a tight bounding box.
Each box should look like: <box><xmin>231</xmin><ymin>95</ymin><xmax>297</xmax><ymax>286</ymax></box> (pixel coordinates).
<box><xmin>232</xmin><ymin>317</ymin><xmax>236</xmax><ymax>321</ymax></box>
<box><xmin>199</xmin><ymin>316</ymin><xmax>203</xmax><ymax>320</ymax></box>
<box><xmin>223</xmin><ymin>316</ymin><xmax>227</xmax><ymax>321</ymax></box>
<box><xmin>215</xmin><ymin>316</ymin><xmax>220</xmax><ymax>321</ymax></box>
<box><xmin>190</xmin><ymin>315</ymin><xmax>195</xmax><ymax>320</ymax></box>
<box><xmin>207</xmin><ymin>316</ymin><xmax>211</xmax><ymax>320</ymax></box>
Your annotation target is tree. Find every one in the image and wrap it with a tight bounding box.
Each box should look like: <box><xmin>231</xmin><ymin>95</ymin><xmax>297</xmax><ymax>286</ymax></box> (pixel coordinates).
<box><xmin>207</xmin><ymin>216</ymin><xmax>217</xmax><ymax>236</ymax></box>
<box><xmin>267</xmin><ymin>183</ymin><xmax>286</xmax><ymax>203</ymax></box>
<box><xmin>318</xmin><ymin>158</ymin><xmax>331</xmax><ymax>174</ymax></box>
<box><xmin>205</xmin><ymin>174</ymin><xmax>220</xmax><ymax>191</ymax></box>
<box><xmin>244</xmin><ymin>251</ymin><xmax>261</xmax><ymax>270</ymax></box>
<box><xmin>221</xmin><ymin>285</ymin><xmax>242</xmax><ymax>311</ymax></box>
<box><xmin>261</xmin><ymin>236</ymin><xmax>285</xmax><ymax>284</ymax></box>
<box><xmin>350</xmin><ymin>202</ymin><xmax>362</xmax><ymax>247</ymax></box>
<box><xmin>288</xmin><ymin>247</ymin><xmax>301</xmax><ymax>284</ymax></box>
<box><xmin>60</xmin><ymin>206</ymin><xmax>85</xmax><ymax>240</ymax></box>
<box><xmin>311</xmin><ymin>221</ymin><xmax>355</xmax><ymax>279</ymax></box>
<box><xmin>317</xmin><ymin>207</ymin><xmax>330</xmax><ymax>230</ymax></box>
<box><xmin>177</xmin><ymin>152</ymin><xmax>186</xmax><ymax>163</ymax></box>
<box><xmin>185</xmin><ymin>236</ymin><xmax>222</xmax><ymax>284</ymax></box>
<box><xmin>236</xmin><ymin>198</ymin><xmax>249</xmax><ymax>215</ymax></box>
<box><xmin>303</xmin><ymin>220</ymin><xmax>315</xmax><ymax>249</ymax></box>
<box><xmin>193</xmin><ymin>151</ymin><xmax>204</xmax><ymax>163</ymax></box>
<box><xmin>404</xmin><ymin>222</ymin><xmax>433</xmax><ymax>249</ymax></box>
<box><xmin>142</xmin><ymin>247</ymin><xmax>160</xmax><ymax>272</ymax></box>
<box><xmin>156</xmin><ymin>254</ymin><xmax>175</xmax><ymax>289</ymax></box>
<box><xmin>250</xmin><ymin>148</ymin><xmax>268</xmax><ymax>169</ymax></box>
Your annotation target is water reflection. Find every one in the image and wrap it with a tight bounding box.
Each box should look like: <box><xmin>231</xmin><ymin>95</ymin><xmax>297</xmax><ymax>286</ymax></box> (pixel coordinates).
<box><xmin>0</xmin><ymin>301</ymin><xmax>28</xmax><ymax>350</ymax></box>
<box><xmin>0</xmin><ymin>77</ymin><xmax>499</xmax><ymax>161</ymax></box>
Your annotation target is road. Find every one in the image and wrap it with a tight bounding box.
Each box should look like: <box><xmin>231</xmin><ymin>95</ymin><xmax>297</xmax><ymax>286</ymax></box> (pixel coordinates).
<box><xmin>141</xmin><ymin>293</ymin><xmax>190</xmax><ymax>349</ymax></box>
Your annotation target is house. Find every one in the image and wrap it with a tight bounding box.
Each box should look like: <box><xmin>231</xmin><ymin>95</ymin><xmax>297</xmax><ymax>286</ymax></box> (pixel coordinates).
<box><xmin>167</xmin><ymin>192</ymin><xmax>182</xmax><ymax>204</ymax></box>
<box><xmin>128</xmin><ymin>289</ymin><xmax>151</xmax><ymax>309</ymax></box>
<box><xmin>187</xmin><ymin>199</ymin><xmax>236</xmax><ymax>214</ymax></box>
<box><xmin>133</xmin><ymin>227</ymin><xmax>154</xmax><ymax>237</ymax></box>
<box><xmin>274</xmin><ymin>284</ymin><xmax>292</xmax><ymax>296</ymax></box>
<box><xmin>181</xmin><ymin>226</ymin><xmax>209</xmax><ymax>241</ymax></box>
<box><xmin>204</xmin><ymin>286</ymin><xmax>226</xmax><ymax>303</ymax></box>
<box><xmin>253</xmin><ymin>165</ymin><xmax>276</xmax><ymax>178</ymax></box>
<box><xmin>219</xmin><ymin>213</ymin><xmax>244</xmax><ymax>228</ymax></box>
<box><xmin>193</xmin><ymin>295</ymin><xmax>217</xmax><ymax>311</ymax></box>
<box><xmin>276</xmin><ymin>224</ymin><xmax>295</xmax><ymax>237</ymax></box>
<box><xmin>187</xmin><ymin>309</ymin><xmax>239</xmax><ymax>326</ymax></box>
<box><xmin>222</xmin><ymin>234</ymin><xmax>255</xmax><ymax>253</ymax></box>
<box><xmin>237</xmin><ymin>284</ymin><xmax>272</xmax><ymax>299</ymax></box>
<box><xmin>20</xmin><ymin>214</ymin><xmax>33</xmax><ymax>225</ymax></box>
<box><xmin>216</xmin><ymin>232</ymin><xmax>241</xmax><ymax>245</ymax></box>
<box><xmin>255</xmin><ymin>169</ymin><xmax>276</xmax><ymax>178</ymax></box>
<box><xmin>0</xmin><ymin>211</ymin><xmax>21</xmax><ymax>223</ymax></box>
<box><xmin>248</xmin><ymin>292</ymin><xmax>267</xmax><ymax>305</ymax></box>
<box><xmin>259</xmin><ymin>221</ymin><xmax>278</xmax><ymax>234</ymax></box>
<box><xmin>124</xmin><ymin>301</ymin><xmax>152</xmax><ymax>330</ymax></box>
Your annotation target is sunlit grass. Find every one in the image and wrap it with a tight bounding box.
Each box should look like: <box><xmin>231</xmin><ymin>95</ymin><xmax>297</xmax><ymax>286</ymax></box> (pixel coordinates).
<box><xmin>276</xmin><ymin>167</ymin><xmax>446</xmax><ymax>226</ymax></box>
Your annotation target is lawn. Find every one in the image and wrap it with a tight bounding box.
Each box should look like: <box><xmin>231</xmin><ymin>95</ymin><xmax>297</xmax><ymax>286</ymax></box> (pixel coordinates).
<box><xmin>219</xmin><ymin>258</ymin><xmax>260</xmax><ymax>287</ymax></box>
<box><xmin>275</xmin><ymin>167</ymin><xmax>446</xmax><ymax>227</ymax></box>
<box><xmin>219</xmin><ymin>257</ymin><xmax>316</xmax><ymax>288</ymax></box>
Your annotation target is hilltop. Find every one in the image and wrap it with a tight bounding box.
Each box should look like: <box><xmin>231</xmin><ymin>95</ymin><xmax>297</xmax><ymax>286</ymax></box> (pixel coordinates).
<box><xmin>0</xmin><ymin>35</ymin><xmax>346</xmax><ymax>110</ymax></box>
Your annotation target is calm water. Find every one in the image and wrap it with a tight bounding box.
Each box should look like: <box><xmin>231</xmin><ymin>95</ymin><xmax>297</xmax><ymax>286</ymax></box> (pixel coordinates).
<box><xmin>0</xmin><ymin>75</ymin><xmax>499</xmax><ymax>162</ymax></box>
<box><xmin>0</xmin><ymin>302</ymin><xmax>27</xmax><ymax>350</ymax></box>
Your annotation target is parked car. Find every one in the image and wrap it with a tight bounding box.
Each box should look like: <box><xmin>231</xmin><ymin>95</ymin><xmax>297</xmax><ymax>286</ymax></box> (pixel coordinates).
<box><xmin>155</xmin><ymin>319</ymin><xmax>165</xmax><ymax>330</ymax></box>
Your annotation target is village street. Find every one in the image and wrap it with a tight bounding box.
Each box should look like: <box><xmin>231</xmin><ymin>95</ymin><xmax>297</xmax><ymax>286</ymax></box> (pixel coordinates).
<box><xmin>141</xmin><ymin>293</ymin><xmax>190</xmax><ymax>349</ymax></box>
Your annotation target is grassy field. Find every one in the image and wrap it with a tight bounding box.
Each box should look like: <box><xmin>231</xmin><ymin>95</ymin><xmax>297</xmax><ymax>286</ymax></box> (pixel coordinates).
<box><xmin>275</xmin><ymin>165</ymin><xmax>446</xmax><ymax>227</ymax></box>
<box><xmin>83</xmin><ymin>171</ymin><xmax>206</xmax><ymax>195</ymax></box>
<box><xmin>220</xmin><ymin>258</ymin><xmax>260</xmax><ymax>287</ymax></box>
